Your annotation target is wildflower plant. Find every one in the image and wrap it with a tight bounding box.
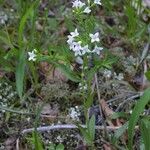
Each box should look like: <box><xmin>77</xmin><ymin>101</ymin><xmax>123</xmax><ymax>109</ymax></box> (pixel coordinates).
<box><xmin>27</xmin><ymin>0</ymin><xmax>116</xmax><ymax>110</ymax></box>
<box><xmin>66</xmin><ymin>0</ymin><xmax>105</xmax><ymax>106</ymax></box>
<box><xmin>27</xmin><ymin>0</ymin><xmax>116</xmax><ymax>129</ymax></box>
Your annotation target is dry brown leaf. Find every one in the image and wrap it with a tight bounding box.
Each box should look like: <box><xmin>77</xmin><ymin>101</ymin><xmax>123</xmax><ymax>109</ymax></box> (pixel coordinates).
<box><xmin>75</xmin><ymin>145</ymin><xmax>88</xmax><ymax>150</ymax></box>
<box><xmin>39</xmin><ymin>61</ymin><xmax>68</xmax><ymax>82</ymax></box>
<box><xmin>41</xmin><ymin>104</ymin><xmax>59</xmax><ymax>116</ymax></box>
<box><xmin>52</xmin><ymin>68</ymin><xmax>68</xmax><ymax>82</ymax></box>
<box><xmin>100</xmin><ymin>99</ymin><xmax>114</xmax><ymax>117</ymax></box>
<box><xmin>103</xmin><ymin>143</ymin><xmax>113</xmax><ymax>150</ymax></box>
<box><xmin>100</xmin><ymin>99</ymin><xmax>122</xmax><ymax>126</ymax></box>
<box><xmin>40</xmin><ymin>104</ymin><xmax>59</xmax><ymax>123</ymax></box>
<box><xmin>4</xmin><ymin>136</ymin><xmax>17</xmax><ymax>150</ymax></box>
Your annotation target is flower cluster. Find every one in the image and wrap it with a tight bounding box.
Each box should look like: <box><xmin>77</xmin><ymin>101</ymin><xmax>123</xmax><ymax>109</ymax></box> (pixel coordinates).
<box><xmin>103</xmin><ymin>69</ymin><xmax>124</xmax><ymax>80</ymax></box>
<box><xmin>68</xmin><ymin>106</ymin><xmax>81</xmax><ymax>121</ymax></box>
<box><xmin>79</xmin><ymin>82</ymin><xmax>87</xmax><ymax>90</ymax></box>
<box><xmin>0</xmin><ymin>82</ymin><xmax>17</xmax><ymax>115</ymax></box>
<box><xmin>67</xmin><ymin>28</ymin><xmax>103</xmax><ymax>56</ymax></box>
<box><xmin>72</xmin><ymin>0</ymin><xmax>102</xmax><ymax>14</ymax></box>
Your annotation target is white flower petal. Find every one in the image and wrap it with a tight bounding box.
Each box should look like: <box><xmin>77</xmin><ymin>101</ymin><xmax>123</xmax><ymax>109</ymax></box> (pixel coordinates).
<box><xmin>83</xmin><ymin>7</ymin><xmax>91</xmax><ymax>14</ymax></box>
<box><xmin>92</xmin><ymin>45</ymin><xmax>103</xmax><ymax>55</ymax></box>
<box><xmin>76</xmin><ymin>56</ymin><xmax>83</xmax><ymax>64</ymax></box>
<box><xmin>94</xmin><ymin>0</ymin><xmax>102</xmax><ymax>5</ymax></box>
<box><xmin>89</xmin><ymin>32</ymin><xmax>100</xmax><ymax>43</ymax></box>
<box><xmin>70</xmin><ymin>28</ymin><xmax>79</xmax><ymax>37</ymax></box>
<box><xmin>72</xmin><ymin>0</ymin><xmax>85</xmax><ymax>8</ymax></box>
<box><xmin>67</xmin><ymin>35</ymin><xmax>74</xmax><ymax>44</ymax></box>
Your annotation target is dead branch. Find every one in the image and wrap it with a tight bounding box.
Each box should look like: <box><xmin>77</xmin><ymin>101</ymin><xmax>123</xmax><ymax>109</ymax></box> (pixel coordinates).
<box><xmin>22</xmin><ymin>124</ymin><xmax>139</xmax><ymax>135</ymax></box>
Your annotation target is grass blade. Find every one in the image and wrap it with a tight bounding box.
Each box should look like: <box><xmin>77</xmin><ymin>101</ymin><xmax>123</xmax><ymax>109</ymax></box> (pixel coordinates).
<box><xmin>128</xmin><ymin>88</ymin><xmax>150</xmax><ymax>150</ymax></box>
<box><xmin>16</xmin><ymin>0</ymin><xmax>39</xmax><ymax>98</ymax></box>
<box><xmin>88</xmin><ymin>115</ymin><xmax>95</xmax><ymax>141</ymax></box>
<box><xmin>140</xmin><ymin>118</ymin><xmax>150</xmax><ymax>150</ymax></box>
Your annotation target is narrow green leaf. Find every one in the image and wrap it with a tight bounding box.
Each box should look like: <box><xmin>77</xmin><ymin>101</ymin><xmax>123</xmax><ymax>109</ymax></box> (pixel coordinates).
<box><xmin>128</xmin><ymin>88</ymin><xmax>150</xmax><ymax>150</ymax></box>
<box><xmin>0</xmin><ymin>31</ymin><xmax>13</xmax><ymax>48</ymax></box>
<box><xmin>88</xmin><ymin>115</ymin><xmax>95</xmax><ymax>141</ymax></box>
<box><xmin>16</xmin><ymin>0</ymin><xmax>40</xmax><ymax>98</ymax></box>
<box><xmin>145</xmin><ymin>71</ymin><xmax>150</xmax><ymax>81</ymax></box>
<box><xmin>38</xmin><ymin>56</ymin><xmax>80</xmax><ymax>82</ymax></box>
<box><xmin>111</xmin><ymin>112</ymin><xmax>129</xmax><ymax>119</ymax></box>
<box><xmin>78</xmin><ymin>126</ymin><xmax>92</xmax><ymax>145</ymax></box>
<box><xmin>140</xmin><ymin>118</ymin><xmax>150</xmax><ymax>150</ymax></box>
<box><xmin>33</xmin><ymin>103</ymin><xmax>46</xmax><ymax>150</ymax></box>
<box><xmin>84</xmin><ymin>92</ymin><xmax>94</xmax><ymax>109</ymax></box>
<box><xmin>18</xmin><ymin>0</ymin><xmax>39</xmax><ymax>47</ymax></box>
<box><xmin>33</xmin><ymin>131</ymin><xmax>44</xmax><ymax>150</ymax></box>
<box><xmin>16</xmin><ymin>50</ymin><xmax>26</xmax><ymax>98</ymax></box>
<box><xmin>114</xmin><ymin>122</ymin><xmax>128</xmax><ymax>139</ymax></box>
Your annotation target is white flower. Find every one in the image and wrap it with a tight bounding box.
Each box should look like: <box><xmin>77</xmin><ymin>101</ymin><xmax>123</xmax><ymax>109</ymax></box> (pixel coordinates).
<box><xmin>76</xmin><ymin>56</ymin><xmax>83</xmax><ymax>64</ymax></box>
<box><xmin>81</xmin><ymin>45</ymin><xmax>90</xmax><ymax>55</ymax></box>
<box><xmin>72</xmin><ymin>41</ymin><xmax>82</xmax><ymax>51</ymax></box>
<box><xmin>70</xmin><ymin>28</ymin><xmax>79</xmax><ymax>37</ymax></box>
<box><xmin>129</xmin><ymin>110</ymin><xmax>132</xmax><ymax>114</ymax></box>
<box><xmin>89</xmin><ymin>32</ymin><xmax>100</xmax><ymax>43</ymax></box>
<box><xmin>79</xmin><ymin>83</ymin><xmax>87</xmax><ymax>90</ymax></box>
<box><xmin>103</xmin><ymin>69</ymin><xmax>112</xmax><ymax>78</ymax></box>
<box><xmin>68</xmin><ymin>107</ymin><xmax>80</xmax><ymax>121</ymax></box>
<box><xmin>94</xmin><ymin>0</ymin><xmax>102</xmax><ymax>5</ymax></box>
<box><xmin>56</xmin><ymin>135</ymin><xmax>63</xmax><ymax>143</ymax></box>
<box><xmin>72</xmin><ymin>0</ymin><xmax>85</xmax><ymax>8</ymax></box>
<box><xmin>28</xmin><ymin>49</ymin><xmax>37</xmax><ymax>61</ymax></box>
<box><xmin>67</xmin><ymin>35</ymin><xmax>74</xmax><ymax>44</ymax></box>
<box><xmin>75</xmin><ymin>50</ymin><xmax>82</xmax><ymax>56</ymax></box>
<box><xmin>83</xmin><ymin>7</ymin><xmax>91</xmax><ymax>14</ymax></box>
<box><xmin>71</xmin><ymin>41</ymin><xmax>82</xmax><ymax>56</ymax></box>
<box><xmin>115</xmin><ymin>73</ymin><xmax>124</xmax><ymax>80</ymax></box>
<box><xmin>26</xmin><ymin>117</ymin><xmax>31</xmax><ymax>122</ymax></box>
<box><xmin>69</xmin><ymin>42</ymin><xmax>75</xmax><ymax>50</ymax></box>
<box><xmin>0</xmin><ymin>12</ymin><xmax>8</xmax><ymax>25</ymax></box>
<box><xmin>92</xmin><ymin>45</ymin><xmax>103</xmax><ymax>55</ymax></box>
<box><xmin>67</xmin><ymin>31</ymin><xmax>82</xmax><ymax>56</ymax></box>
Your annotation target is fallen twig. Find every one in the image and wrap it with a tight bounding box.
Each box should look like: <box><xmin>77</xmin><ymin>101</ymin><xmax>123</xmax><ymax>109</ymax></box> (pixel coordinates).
<box><xmin>94</xmin><ymin>73</ymin><xmax>109</xmax><ymax>138</ymax></box>
<box><xmin>116</xmin><ymin>92</ymin><xmax>143</xmax><ymax>112</ymax></box>
<box><xmin>22</xmin><ymin>124</ymin><xmax>139</xmax><ymax>135</ymax></box>
<box><xmin>94</xmin><ymin>73</ymin><xmax>103</xmax><ymax>117</ymax></box>
<box><xmin>107</xmin><ymin>91</ymin><xmax>142</xmax><ymax>104</ymax></box>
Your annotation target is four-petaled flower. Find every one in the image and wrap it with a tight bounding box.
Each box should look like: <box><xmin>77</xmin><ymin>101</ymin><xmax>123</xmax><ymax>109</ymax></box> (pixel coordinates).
<box><xmin>83</xmin><ymin>7</ymin><xmax>91</xmax><ymax>14</ymax></box>
<box><xmin>70</xmin><ymin>28</ymin><xmax>79</xmax><ymax>37</ymax></box>
<box><xmin>92</xmin><ymin>45</ymin><xmax>103</xmax><ymax>55</ymax></box>
<box><xmin>73</xmin><ymin>41</ymin><xmax>82</xmax><ymax>52</ymax></box>
<box><xmin>72</xmin><ymin>0</ymin><xmax>85</xmax><ymax>8</ymax></box>
<box><xmin>67</xmin><ymin>35</ymin><xmax>74</xmax><ymax>45</ymax></box>
<box><xmin>89</xmin><ymin>32</ymin><xmax>100</xmax><ymax>43</ymax></box>
<box><xmin>28</xmin><ymin>49</ymin><xmax>37</xmax><ymax>61</ymax></box>
<box><xmin>94</xmin><ymin>0</ymin><xmax>102</xmax><ymax>5</ymax></box>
